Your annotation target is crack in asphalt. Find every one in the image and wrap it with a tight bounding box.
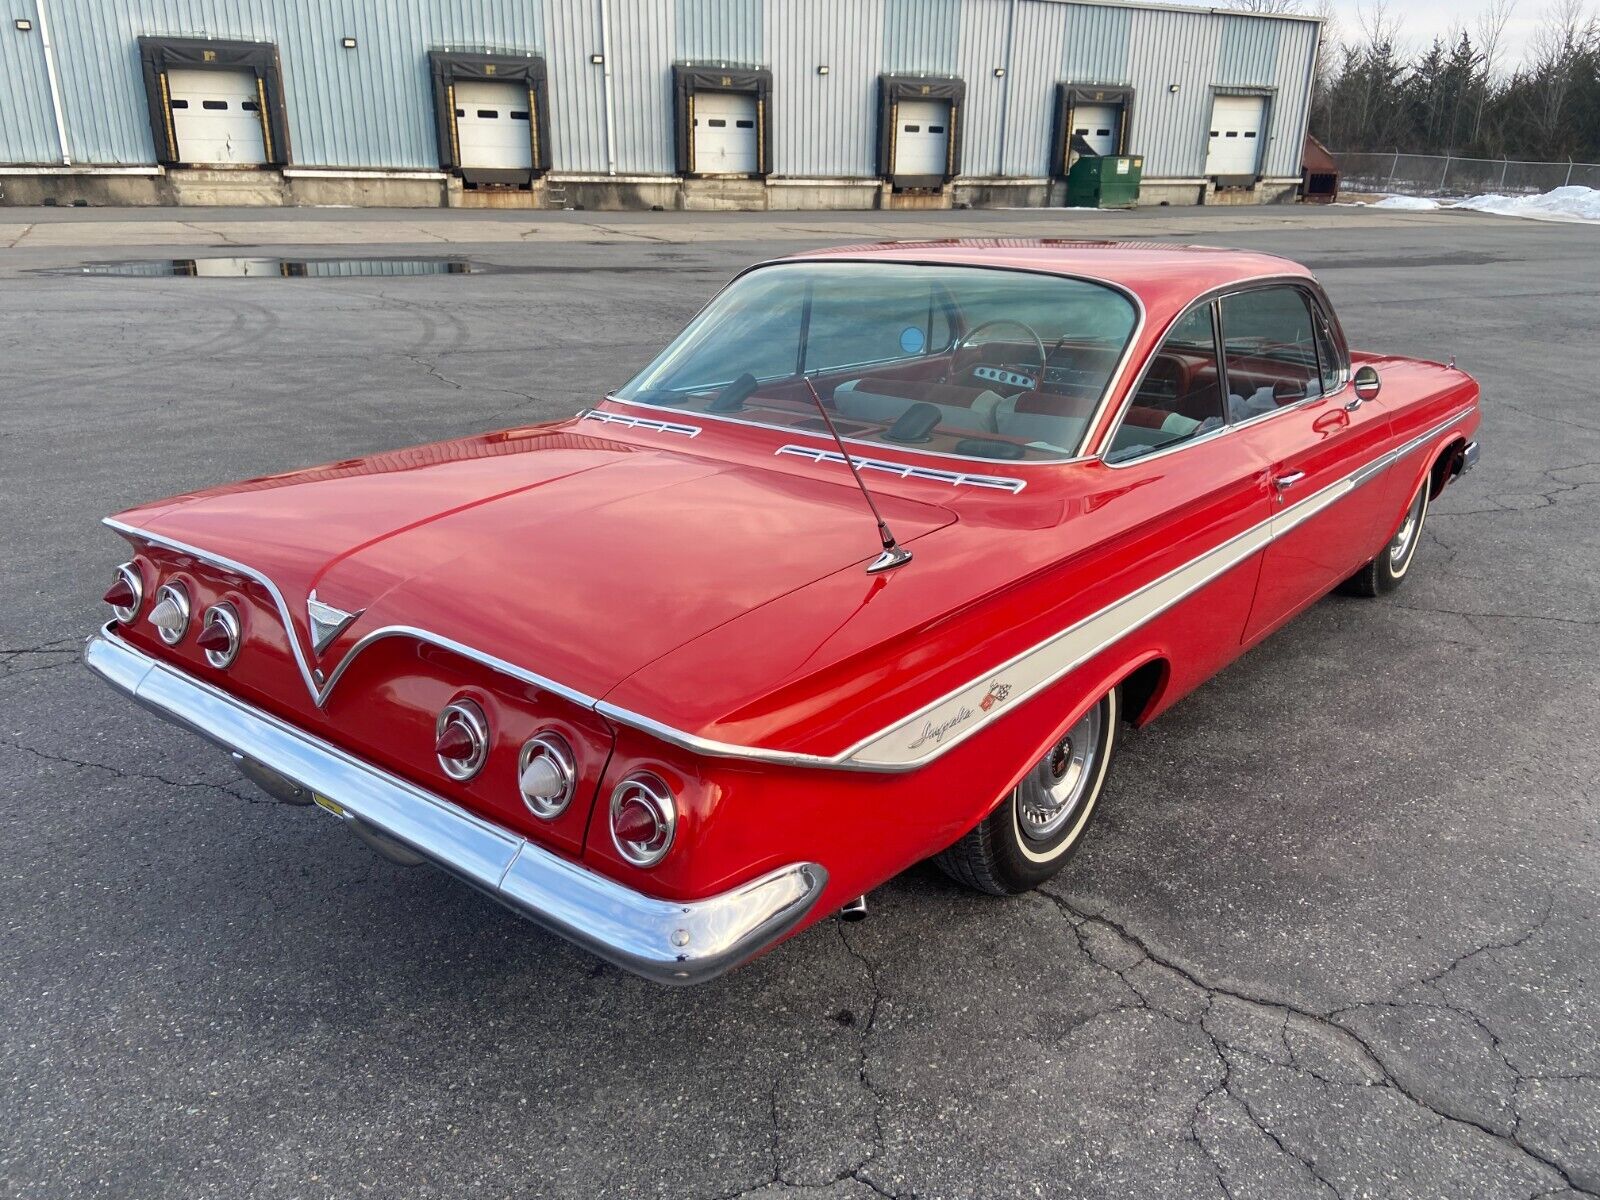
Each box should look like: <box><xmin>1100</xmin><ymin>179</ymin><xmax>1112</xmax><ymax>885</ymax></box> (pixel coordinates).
<box><xmin>0</xmin><ymin>638</ymin><xmax>79</xmax><ymax>661</ymax></box>
<box><xmin>834</xmin><ymin>921</ymin><xmax>896</xmax><ymax>1199</ymax></box>
<box><xmin>1389</xmin><ymin>601</ymin><xmax>1600</xmax><ymax>628</ymax></box>
<box><xmin>403</xmin><ymin>351</ymin><xmax>544</xmax><ymax>423</ymax></box>
<box><xmin>700</xmin><ymin>923</ymin><xmax>899</xmax><ymax>1200</ymax></box>
<box><xmin>178</xmin><ymin>220</ymin><xmax>243</xmax><ymax>247</ymax></box>
<box><xmin>1054</xmin><ymin>898</ymin><xmax>1346</xmax><ymax>1199</ymax></box>
<box><xmin>1498</xmin><ymin>402</ymin><xmax>1600</xmax><ymax>437</ymax></box>
<box><xmin>1041</xmin><ymin>891</ymin><xmax>1595</xmax><ymax>1199</ymax></box>
<box><xmin>1</xmin><ymin>736</ymin><xmax>264</xmax><ymax>805</ymax></box>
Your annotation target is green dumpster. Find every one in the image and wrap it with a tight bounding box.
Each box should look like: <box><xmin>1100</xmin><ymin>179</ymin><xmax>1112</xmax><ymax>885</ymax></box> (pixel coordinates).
<box><xmin>1065</xmin><ymin>153</ymin><xmax>1143</xmax><ymax>209</ymax></box>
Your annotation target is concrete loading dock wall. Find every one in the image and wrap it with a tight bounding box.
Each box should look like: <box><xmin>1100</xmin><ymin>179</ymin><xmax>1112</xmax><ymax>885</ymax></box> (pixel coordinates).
<box><xmin>0</xmin><ymin>0</ymin><xmax>1319</xmax><ymax>210</ymax></box>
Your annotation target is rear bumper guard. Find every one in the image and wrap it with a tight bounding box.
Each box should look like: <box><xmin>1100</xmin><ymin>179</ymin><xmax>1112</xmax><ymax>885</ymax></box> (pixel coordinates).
<box><xmin>83</xmin><ymin>626</ymin><xmax>826</xmax><ymax>984</ymax></box>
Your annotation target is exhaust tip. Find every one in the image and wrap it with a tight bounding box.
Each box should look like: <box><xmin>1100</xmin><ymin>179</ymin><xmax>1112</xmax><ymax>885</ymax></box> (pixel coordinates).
<box><xmin>839</xmin><ymin>895</ymin><xmax>868</xmax><ymax>922</ymax></box>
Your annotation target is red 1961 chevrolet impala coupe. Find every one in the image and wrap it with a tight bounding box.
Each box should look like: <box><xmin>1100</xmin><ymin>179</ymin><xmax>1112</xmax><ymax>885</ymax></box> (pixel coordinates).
<box><xmin>86</xmin><ymin>241</ymin><xmax>1480</xmax><ymax>983</ymax></box>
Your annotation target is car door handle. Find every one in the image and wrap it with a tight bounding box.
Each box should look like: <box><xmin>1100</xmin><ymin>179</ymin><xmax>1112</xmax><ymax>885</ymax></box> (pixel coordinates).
<box><xmin>1274</xmin><ymin>471</ymin><xmax>1307</xmax><ymax>491</ymax></box>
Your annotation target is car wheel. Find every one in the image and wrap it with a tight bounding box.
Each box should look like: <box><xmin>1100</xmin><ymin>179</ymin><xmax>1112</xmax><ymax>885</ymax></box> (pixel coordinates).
<box><xmin>1340</xmin><ymin>479</ymin><xmax>1431</xmax><ymax>597</ymax></box>
<box><xmin>934</xmin><ymin>688</ymin><xmax>1120</xmax><ymax>896</ymax></box>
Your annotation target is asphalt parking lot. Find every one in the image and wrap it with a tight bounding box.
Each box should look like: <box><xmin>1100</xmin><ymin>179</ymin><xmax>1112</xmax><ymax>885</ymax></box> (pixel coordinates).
<box><xmin>1</xmin><ymin>202</ymin><xmax>1596</xmax><ymax>1200</ymax></box>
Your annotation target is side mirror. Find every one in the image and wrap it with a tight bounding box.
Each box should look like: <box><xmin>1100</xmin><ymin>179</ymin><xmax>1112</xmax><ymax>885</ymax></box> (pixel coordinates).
<box><xmin>1353</xmin><ymin>364</ymin><xmax>1381</xmax><ymax>401</ymax></box>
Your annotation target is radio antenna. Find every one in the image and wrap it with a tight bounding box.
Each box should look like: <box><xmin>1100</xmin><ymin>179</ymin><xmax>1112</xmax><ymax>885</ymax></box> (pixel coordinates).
<box><xmin>801</xmin><ymin>375</ymin><xmax>911</xmax><ymax>574</ymax></box>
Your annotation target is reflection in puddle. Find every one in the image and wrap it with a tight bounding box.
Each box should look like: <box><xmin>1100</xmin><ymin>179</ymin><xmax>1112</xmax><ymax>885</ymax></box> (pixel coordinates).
<box><xmin>65</xmin><ymin>257</ymin><xmax>478</xmax><ymax>278</ymax></box>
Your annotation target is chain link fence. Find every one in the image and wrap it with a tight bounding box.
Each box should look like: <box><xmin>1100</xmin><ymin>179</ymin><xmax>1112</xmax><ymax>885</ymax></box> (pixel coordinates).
<box><xmin>1333</xmin><ymin>151</ymin><xmax>1600</xmax><ymax>198</ymax></box>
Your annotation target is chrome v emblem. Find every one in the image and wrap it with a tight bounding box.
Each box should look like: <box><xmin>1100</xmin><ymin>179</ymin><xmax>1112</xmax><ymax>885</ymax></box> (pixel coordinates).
<box><xmin>306</xmin><ymin>591</ymin><xmax>362</xmax><ymax>656</ymax></box>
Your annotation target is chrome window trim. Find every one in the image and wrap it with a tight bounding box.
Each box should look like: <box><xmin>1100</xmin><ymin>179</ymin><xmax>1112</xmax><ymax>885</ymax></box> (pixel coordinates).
<box><xmin>103</xmin><ymin>403</ymin><xmax>1474</xmax><ymax>774</ymax></box>
<box><xmin>608</xmin><ymin>256</ymin><xmax>1147</xmax><ymax>466</ymax></box>
<box><xmin>1097</xmin><ymin>275</ymin><xmax>1351</xmax><ymax>469</ymax></box>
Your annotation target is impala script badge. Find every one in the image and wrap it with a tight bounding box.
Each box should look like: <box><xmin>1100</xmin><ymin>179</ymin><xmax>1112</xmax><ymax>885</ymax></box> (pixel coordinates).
<box><xmin>907</xmin><ymin>706</ymin><xmax>975</xmax><ymax>751</ymax></box>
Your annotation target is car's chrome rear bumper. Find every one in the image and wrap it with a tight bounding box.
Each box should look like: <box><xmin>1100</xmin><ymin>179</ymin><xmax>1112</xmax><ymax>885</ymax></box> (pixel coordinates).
<box><xmin>83</xmin><ymin>626</ymin><xmax>827</xmax><ymax>984</ymax></box>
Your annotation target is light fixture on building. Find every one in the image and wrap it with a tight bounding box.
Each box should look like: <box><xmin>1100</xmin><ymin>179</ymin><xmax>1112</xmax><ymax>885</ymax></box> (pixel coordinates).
<box><xmin>590</xmin><ymin>52</ymin><xmax>604</xmax><ymax>65</ymax></box>
<box><xmin>14</xmin><ymin>17</ymin><xmax>33</xmax><ymax>31</ymax></box>
<box><xmin>817</xmin><ymin>65</ymin><xmax>829</xmax><ymax>75</ymax></box>
<box><xmin>341</xmin><ymin>36</ymin><xmax>357</xmax><ymax>49</ymax></box>
<box><xmin>1168</xmin><ymin>83</ymin><xmax>1180</xmax><ymax>93</ymax></box>
<box><xmin>993</xmin><ymin>67</ymin><xmax>1006</xmax><ymax>78</ymax></box>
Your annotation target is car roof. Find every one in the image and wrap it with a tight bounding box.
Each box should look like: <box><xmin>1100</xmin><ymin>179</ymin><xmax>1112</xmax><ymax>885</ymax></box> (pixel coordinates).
<box><xmin>780</xmin><ymin>239</ymin><xmax>1313</xmax><ymax>315</ymax></box>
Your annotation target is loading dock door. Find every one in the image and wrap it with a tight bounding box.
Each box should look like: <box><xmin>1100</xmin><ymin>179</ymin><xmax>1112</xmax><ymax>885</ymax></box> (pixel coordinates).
<box><xmin>692</xmin><ymin>91</ymin><xmax>758</xmax><ymax>174</ymax></box>
<box><xmin>454</xmin><ymin>80</ymin><xmax>533</xmax><ymax>173</ymax></box>
<box><xmin>895</xmin><ymin>99</ymin><xmax>951</xmax><ymax>181</ymax></box>
<box><xmin>1206</xmin><ymin>95</ymin><xmax>1266</xmax><ymax>177</ymax></box>
<box><xmin>166</xmin><ymin>68</ymin><xmax>266</xmax><ymax>165</ymax></box>
<box><xmin>1072</xmin><ymin>104</ymin><xmax>1120</xmax><ymax>157</ymax></box>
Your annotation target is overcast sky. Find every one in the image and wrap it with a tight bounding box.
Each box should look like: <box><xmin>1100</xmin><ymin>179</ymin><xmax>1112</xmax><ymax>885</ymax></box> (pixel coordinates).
<box><xmin>1313</xmin><ymin>0</ymin><xmax>1555</xmax><ymax>70</ymax></box>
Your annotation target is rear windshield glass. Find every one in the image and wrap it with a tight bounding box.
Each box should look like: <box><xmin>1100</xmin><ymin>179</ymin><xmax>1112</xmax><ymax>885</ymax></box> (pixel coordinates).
<box><xmin>614</xmin><ymin>261</ymin><xmax>1138</xmax><ymax>461</ymax></box>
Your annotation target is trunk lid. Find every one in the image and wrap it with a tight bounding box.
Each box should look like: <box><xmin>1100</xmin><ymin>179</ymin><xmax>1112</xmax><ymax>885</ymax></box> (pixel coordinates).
<box><xmin>121</xmin><ymin>431</ymin><xmax>956</xmax><ymax>700</ymax></box>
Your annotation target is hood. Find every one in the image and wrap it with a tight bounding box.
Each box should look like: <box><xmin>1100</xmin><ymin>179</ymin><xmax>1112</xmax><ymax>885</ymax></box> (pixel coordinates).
<box><xmin>115</xmin><ymin>427</ymin><xmax>956</xmax><ymax>699</ymax></box>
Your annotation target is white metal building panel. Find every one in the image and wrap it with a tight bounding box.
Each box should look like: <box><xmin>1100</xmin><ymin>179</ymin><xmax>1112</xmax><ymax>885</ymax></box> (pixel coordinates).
<box><xmin>894</xmin><ymin>98</ymin><xmax>950</xmax><ymax>178</ymax></box>
<box><xmin>1205</xmin><ymin>94</ymin><xmax>1265</xmax><ymax>176</ymax></box>
<box><xmin>692</xmin><ymin>91</ymin><xmax>759</xmax><ymax>174</ymax></box>
<box><xmin>1072</xmin><ymin>103</ymin><xmax>1120</xmax><ymax>156</ymax></box>
<box><xmin>167</xmin><ymin>68</ymin><xmax>266</xmax><ymax>165</ymax></box>
<box><xmin>454</xmin><ymin>80</ymin><xmax>532</xmax><ymax>171</ymax></box>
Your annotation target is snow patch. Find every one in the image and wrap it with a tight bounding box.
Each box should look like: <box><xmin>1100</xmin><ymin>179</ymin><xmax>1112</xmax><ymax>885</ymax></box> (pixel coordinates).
<box><xmin>1369</xmin><ymin>194</ymin><xmax>1442</xmax><ymax>210</ymax></box>
<box><xmin>1452</xmin><ymin>186</ymin><xmax>1600</xmax><ymax>223</ymax></box>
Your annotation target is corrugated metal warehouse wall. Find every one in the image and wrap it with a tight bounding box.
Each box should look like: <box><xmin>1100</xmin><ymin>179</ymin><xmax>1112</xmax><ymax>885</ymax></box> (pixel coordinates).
<box><xmin>2</xmin><ymin>0</ymin><xmax>1319</xmax><ymax>185</ymax></box>
<box><xmin>0</xmin><ymin>9</ymin><xmax>59</xmax><ymax>163</ymax></box>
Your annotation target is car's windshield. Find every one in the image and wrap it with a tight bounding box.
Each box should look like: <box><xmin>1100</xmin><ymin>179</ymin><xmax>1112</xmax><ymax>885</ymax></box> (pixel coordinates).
<box><xmin>614</xmin><ymin>261</ymin><xmax>1138</xmax><ymax>461</ymax></box>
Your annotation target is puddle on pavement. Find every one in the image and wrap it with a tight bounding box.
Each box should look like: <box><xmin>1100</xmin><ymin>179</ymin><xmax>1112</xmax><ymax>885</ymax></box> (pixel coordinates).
<box><xmin>58</xmin><ymin>256</ymin><xmax>479</xmax><ymax>278</ymax></box>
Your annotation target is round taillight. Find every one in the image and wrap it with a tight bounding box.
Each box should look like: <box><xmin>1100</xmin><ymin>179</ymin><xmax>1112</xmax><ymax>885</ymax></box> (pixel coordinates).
<box><xmin>435</xmin><ymin>700</ymin><xmax>489</xmax><ymax>781</ymax></box>
<box><xmin>104</xmin><ymin>563</ymin><xmax>143</xmax><ymax>623</ymax></box>
<box><xmin>148</xmin><ymin>581</ymin><xmax>191</xmax><ymax>646</ymax></box>
<box><xmin>609</xmin><ymin>773</ymin><xmax>676</xmax><ymax>868</ymax></box>
<box><xmin>197</xmin><ymin>603</ymin><xmax>241</xmax><ymax>669</ymax></box>
<box><xmin>518</xmin><ymin>733</ymin><xmax>576</xmax><ymax>820</ymax></box>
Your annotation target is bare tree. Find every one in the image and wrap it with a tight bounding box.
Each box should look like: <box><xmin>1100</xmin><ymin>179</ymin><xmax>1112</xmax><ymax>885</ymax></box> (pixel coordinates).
<box><xmin>1226</xmin><ymin>0</ymin><xmax>1304</xmax><ymax>12</ymax></box>
<box><xmin>1473</xmin><ymin>0</ymin><xmax>1518</xmax><ymax>140</ymax></box>
<box><xmin>1525</xmin><ymin>0</ymin><xmax>1595</xmax><ymax>152</ymax></box>
<box><xmin>1308</xmin><ymin>0</ymin><xmax>1340</xmax><ymax>123</ymax></box>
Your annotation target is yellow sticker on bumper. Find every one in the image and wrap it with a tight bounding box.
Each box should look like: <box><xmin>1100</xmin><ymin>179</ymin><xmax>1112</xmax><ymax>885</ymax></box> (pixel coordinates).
<box><xmin>312</xmin><ymin>793</ymin><xmax>345</xmax><ymax>818</ymax></box>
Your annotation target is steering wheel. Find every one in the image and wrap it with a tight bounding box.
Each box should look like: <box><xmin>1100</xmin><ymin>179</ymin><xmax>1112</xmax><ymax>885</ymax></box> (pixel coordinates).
<box><xmin>949</xmin><ymin>319</ymin><xmax>1048</xmax><ymax>390</ymax></box>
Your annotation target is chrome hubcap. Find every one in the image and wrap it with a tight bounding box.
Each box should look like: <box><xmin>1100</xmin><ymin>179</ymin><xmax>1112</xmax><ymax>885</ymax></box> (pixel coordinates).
<box><xmin>1390</xmin><ymin>487</ymin><xmax>1425</xmax><ymax>566</ymax></box>
<box><xmin>1017</xmin><ymin>705</ymin><xmax>1103</xmax><ymax>841</ymax></box>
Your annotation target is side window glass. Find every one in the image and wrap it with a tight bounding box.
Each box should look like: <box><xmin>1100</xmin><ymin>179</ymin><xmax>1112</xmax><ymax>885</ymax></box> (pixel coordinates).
<box><xmin>1107</xmin><ymin>305</ymin><xmax>1226</xmax><ymax>462</ymax></box>
<box><xmin>1220</xmin><ymin>287</ymin><xmax>1320</xmax><ymax>420</ymax></box>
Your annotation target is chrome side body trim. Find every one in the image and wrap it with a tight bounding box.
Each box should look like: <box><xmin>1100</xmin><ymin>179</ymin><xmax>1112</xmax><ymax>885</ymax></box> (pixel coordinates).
<box><xmin>774</xmin><ymin>445</ymin><xmax>1027</xmax><ymax>493</ymax></box>
<box><xmin>83</xmin><ymin>626</ymin><xmax>826</xmax><ymax>985</ymax></box>
<box><xmin>841</xmin><ymin>402</ymin><xmax>1478</xmax><ymax>768</ymax></box>
<box><xmin>577</xmin><ymin>409</ymin><xmax>701</xmax><ymax>438</ymax></box>
<box><xmin>103</xmin><ymin>404</ymin><xmax>1474</xmax><ymax>774</ymax></box>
